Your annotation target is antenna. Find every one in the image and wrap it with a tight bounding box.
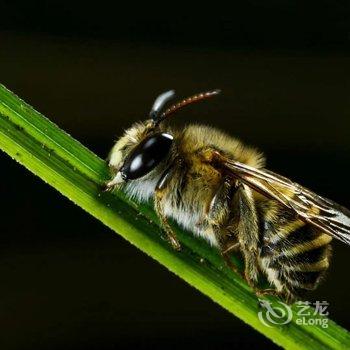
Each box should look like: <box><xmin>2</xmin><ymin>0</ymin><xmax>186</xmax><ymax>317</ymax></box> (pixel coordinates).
<box><xmin>155</xmin><ymin>89</ymin><xmax>221</xmax><ymax>125</ymax></box>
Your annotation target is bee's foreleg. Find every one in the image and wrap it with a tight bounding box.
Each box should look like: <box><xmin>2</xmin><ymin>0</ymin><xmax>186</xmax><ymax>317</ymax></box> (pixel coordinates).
<box><xmin>154</xmin><ymin>159</ymin><xmax>183</xmax><ymax>251</ymax></box>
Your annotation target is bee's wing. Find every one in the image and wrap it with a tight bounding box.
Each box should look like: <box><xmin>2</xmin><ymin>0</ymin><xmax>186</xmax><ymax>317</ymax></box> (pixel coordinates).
<box><xmin>220</xmin><ymin>156</ymin><xmax>350</xmax><ymax>245</ymax></box>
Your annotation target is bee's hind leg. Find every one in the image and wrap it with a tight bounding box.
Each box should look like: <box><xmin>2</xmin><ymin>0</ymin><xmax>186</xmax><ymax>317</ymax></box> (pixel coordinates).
<box><xmin>255</xmin><ymin>288</ymin><xmax>295</xmax><ymax>305</ymax></box>
<box><xmin>207</xmin><ymin>177</ymin><xmax>243</xmax><ymax>276</ymax></box>
<box><xmin>228</xmin><ymin>185</ymin><xmax>262</xmax><ymax>291</ymax></box>
<box><xmin>199</xmin><ymin>147</ymin><xmax>262</xmax><ymax>289</ymax></box>
<box><xmin>209</xmin><ymin>180</ymin><xmax>262</xmax><ymax>290</ymax></box>
<box><xmin>255</xmin><ymin>288</ymin><xmax>281</xmax><ymax>299</ymax></box>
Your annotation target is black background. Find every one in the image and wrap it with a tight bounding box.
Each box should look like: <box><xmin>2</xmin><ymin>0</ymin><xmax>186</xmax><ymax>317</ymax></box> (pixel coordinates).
<box><xmin>0</xmin><ymin>2</ymin><xmax>350</xmax><ymax>349</ymax></box>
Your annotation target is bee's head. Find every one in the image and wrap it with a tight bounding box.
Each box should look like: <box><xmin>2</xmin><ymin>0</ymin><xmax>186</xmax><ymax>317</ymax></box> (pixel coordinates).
<box><xmin>106</xmin><ymin>91</ymin><xmax>176</xmax><ymax>188</ymax></box>
<box><xmin>106</xmin><ymin>89</ymin><xmax>220</xmax><ymax>189</ymax></box>
<box><xmin>107</xmin><ymin>119</ymin><xmax>173</xmax><ymax>187</ymax></box>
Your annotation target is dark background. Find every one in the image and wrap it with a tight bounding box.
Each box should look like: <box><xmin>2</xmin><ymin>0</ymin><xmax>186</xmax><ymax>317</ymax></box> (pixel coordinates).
<box><xmin>0</xmin><ymin>2</ymin><xmax>350</xmax><ymax>349</ymax></box>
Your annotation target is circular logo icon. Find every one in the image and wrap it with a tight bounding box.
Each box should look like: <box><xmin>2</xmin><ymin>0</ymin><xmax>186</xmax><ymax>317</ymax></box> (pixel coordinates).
<box><xmin>258</xmin><ymin>299</ymin><xmax>293</xmax><ymax>327</ymax></box>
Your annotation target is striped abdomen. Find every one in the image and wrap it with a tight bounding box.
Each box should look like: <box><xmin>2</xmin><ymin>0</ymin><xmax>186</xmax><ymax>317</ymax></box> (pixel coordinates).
<box><xmin>257</xmin><ymin>200</ymin><xmax>332</xmax><ymax>302</ymax></box>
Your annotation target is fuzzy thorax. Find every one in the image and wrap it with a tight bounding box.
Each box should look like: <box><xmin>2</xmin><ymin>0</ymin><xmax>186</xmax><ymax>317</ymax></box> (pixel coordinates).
<box><xmin>107</xmin><ymin>122</ymin><xmax>265</xmax><ymax>248</ymax></box>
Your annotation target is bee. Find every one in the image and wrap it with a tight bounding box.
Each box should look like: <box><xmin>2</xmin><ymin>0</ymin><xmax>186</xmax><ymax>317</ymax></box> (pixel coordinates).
<box><xmin>105</xmin><ymin>89</ymin><xmax>350</xmax><ymax>302</ymax></box>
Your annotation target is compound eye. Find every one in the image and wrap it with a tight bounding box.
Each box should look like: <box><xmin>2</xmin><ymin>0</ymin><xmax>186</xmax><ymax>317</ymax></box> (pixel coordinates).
<box><xmin>121</xmin><ymin>133</ymin><xmax>173</xmax><ymax>180</ymax></box>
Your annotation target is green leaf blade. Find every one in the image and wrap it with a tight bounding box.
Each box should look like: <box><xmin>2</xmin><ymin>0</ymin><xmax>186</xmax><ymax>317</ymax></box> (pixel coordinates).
<box><xmin>0</xmin><ymin>83</ymin><xmax>349</xmax><ymax>350</ymax></box>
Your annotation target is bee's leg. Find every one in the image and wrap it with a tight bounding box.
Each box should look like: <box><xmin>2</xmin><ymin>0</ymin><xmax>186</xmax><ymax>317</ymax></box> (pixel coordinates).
<box><xmin>255</xmin><ymin>288</ymin><xmax>281</xmax><ymax>298</ymax></box>
<box><xmin>222</xmin><ymin>242</ymin><xmax>240</xmax><ymax>254</ymax></box>
<box><xmin>154</xmin><ymin>159</ymin><xmax>183</xmax><ymax>251</ymax></box>
<box><xmin>256</xmin><ymin>288</ymin><xmax>295</xmax><ymax>304</ymax></box>
<box><xmin>231</xmin><ymin>184</ymin><xmax>261</xmax><ymax>289</ymax></box>
<box><xmin>198</xmin><ymin>147</ymin><xmax>260</xmax><ymax>289</ymax></box>
<box><xmin>154</xmin><ymin>194</ymin><xmax>181</xmax><ymax>250</ymax></box>
<box><xmin>207</xmin><ymin>177</ymin><xmax>242</xmax><ymax>275</ymax></box>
